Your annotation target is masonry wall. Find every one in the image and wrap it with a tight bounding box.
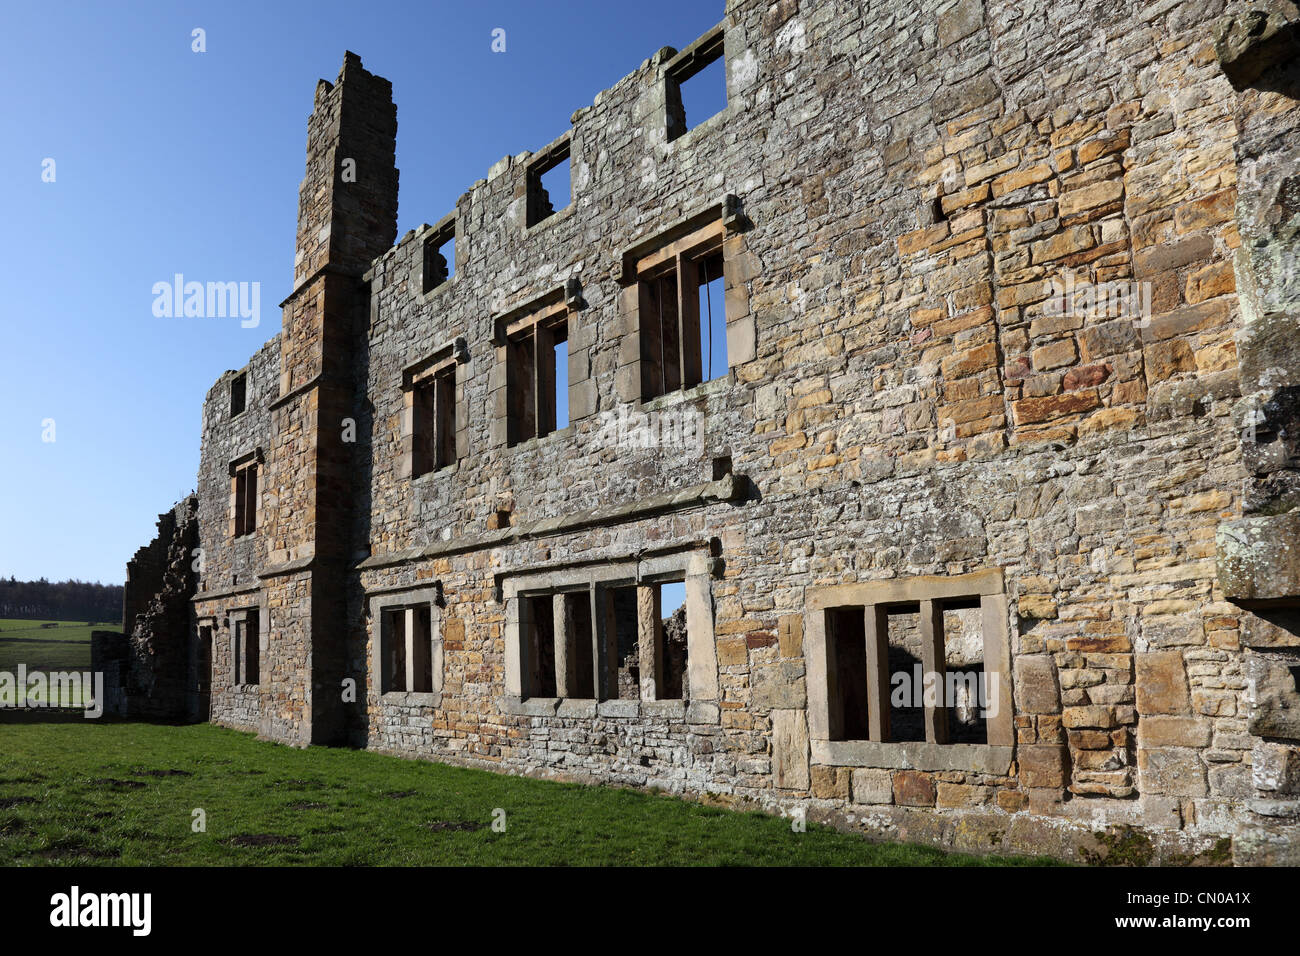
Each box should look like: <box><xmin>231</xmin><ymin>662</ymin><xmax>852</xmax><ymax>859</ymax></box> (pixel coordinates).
<box><xmin>171</xmin><ymin>0</ymin><xmax>1300</xmax><ymax>863</ymax></box>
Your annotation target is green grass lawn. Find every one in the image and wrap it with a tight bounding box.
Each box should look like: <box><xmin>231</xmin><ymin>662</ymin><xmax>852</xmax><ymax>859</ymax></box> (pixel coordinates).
<box><xmin>0</xmin><ymin>619</ymin><xmax>119</xmax><ymax>706</ymax></box>
<box><xmin>0</xmin><ymin>722</ymin><xmax>1058</xmax><ymax>866</ymax></box>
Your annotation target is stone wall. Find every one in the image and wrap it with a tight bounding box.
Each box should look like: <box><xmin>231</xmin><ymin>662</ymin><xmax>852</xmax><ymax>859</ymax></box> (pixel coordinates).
<box><xmin>132</xmin><ymin>0</ymin><xmax>1300</xmax><ymax>862</ymax></box>
<box><xmin>113</xmin><ymin>496</ymin><xmax>199</xmax><ymax>719</ymax></box>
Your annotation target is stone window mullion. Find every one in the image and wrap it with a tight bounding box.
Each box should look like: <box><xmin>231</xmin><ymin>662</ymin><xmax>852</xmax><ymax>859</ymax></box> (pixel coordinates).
<box><xmin>864</xmin><ymin>604</ymin><xmax>890</xmax><ymax>743</ymax></box>
<box><xmin>637</xmin><ymin>584</ymin><xmax>664</xmax><ymax>701</ymax></box>
<box><xmin>919</xmin><ymin>598</ymin><xmax>949</xmax><ymax>744</ymax></box>
<box><xmin>676</xmin><ymin>253</ymin><xmax>702</xmax><ymax>389</ymax></box>
<box><xmin>403</xmin><ymin>607</ymin><xmax>417</xmax><ymax>695</ymax></box>
<box><xmin>553</xmin><ymin>592</ymin><xmax>574</xmax><ymax>698</ymax></box>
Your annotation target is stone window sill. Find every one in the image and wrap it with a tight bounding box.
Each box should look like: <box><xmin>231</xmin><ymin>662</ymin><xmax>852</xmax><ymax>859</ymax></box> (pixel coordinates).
<box><xmin>667</xmin><ymin>105</ymin><xmax>732</xmax><ymax>152</ymax></box>
<box><xmin>413</xmin><ymin>461</ymin><xmax>459</xmax><ymax>484</ymax></box>
<box><xmin>639</xmin><ymin>371</ymin><xmax>733</xmax><ymax>413</ymax></box>
<box><xmin>525</xmin><ymin>202</ymin><xmax>576</xmax><ymax>238</ymax></box>
<box><xmin>810</xmin><ymin>740</ymin><xmax>1013</xmax><ymax>775</ymax></box>
<box><xmin>503</xmin><ymin>695</ymin><xmax>716</xmax><ymax>723</ymax></box>
<box><xmin>233</xmin><ymin>683</ymin><xmax>259</xmax><ymax>692</ymax></box>
<box><xmin>507</xmin><ymin>423</ymin><xmax>575</xmax><ymax>451</ymax></box>
<box><xmin>419</xmin><ymin>275</ymin><xmax>458</xmax><ymax>305</ymax></box>
<box><xmin>380</xmin><ymin>691</ymin><xmax>441</xmax><ymax>707</ymax></box>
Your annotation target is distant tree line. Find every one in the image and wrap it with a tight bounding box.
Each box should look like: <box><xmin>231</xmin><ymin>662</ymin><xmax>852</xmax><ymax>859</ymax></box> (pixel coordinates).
<box><xmin>0</xmin><ymin>577</ymin><xmax>122</xmax><ymax>623</ymax></box>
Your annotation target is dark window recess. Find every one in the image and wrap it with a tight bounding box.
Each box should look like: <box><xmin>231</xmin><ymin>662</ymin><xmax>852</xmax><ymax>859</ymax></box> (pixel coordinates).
<box><xmin>381</xmin><ymin>606</ymin><xmax>433</xmax><ymax>694</ymax></box>
<box><xmin>235</xmin><ymin>609</ymin><xmax>259</xmax><ymax>686</ymax></box>
<box><xmin>562</xmin><ymin>592</ymin><xmax>596</xmax><ymax>700</ymax></box>
<box><xmin>638</xmin><ymin>251</ymin><xmax>728</xmax><ymax>400</ymax></box>
<box><xmin>230</xmin><ymin>373</ymin><xmax>246</xmax><ymax>416</ymax></box>
<box><xmin>826</xmin><ymin>607</ymin><xmax>869</xmax><ymax>741</ymax></box>
<box><xmin>507</xmin><ymin>319</ymin><xmax>567</xmax><ymax>445</ymax></box>
<box><xmin>412</xmin><ymin>365</ymin><xmax>457</xmax><ymax>477</ymax></box>
<box><xmin>525</xmin><ymin>595</ymin><xmax>557</xmax><ymax>697</ymax></box>
<box><xmin>825</xmin><ymin>598</ymin><xmax>990</xmax><ymax>745</ymax></box>
<box><xmin>666</xmin><ymin>32</ymin><xmax>726</xmax><ymax>141</ymax></box>
<box><xmin>422</xmin><ymin>224</ymin><xmax>456</xmax><ymax>293</ymax></box>
<box><xmin>234</xmin><ymin>463</ymin><xmax>258</xmax><ymax>537</ymax></box>
<box><xmin>527</xmin><ymin>142</ymin><xmax>571</xmax><ymax>227</ymax></box>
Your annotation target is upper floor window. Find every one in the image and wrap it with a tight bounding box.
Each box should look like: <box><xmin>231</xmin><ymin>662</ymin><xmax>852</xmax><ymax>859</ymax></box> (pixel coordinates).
<box><xmin>401</xmin><ymin>339</ymin><xmax>466</xmax><ymax>479</ymax></box>
<box><xmin>230</xmin><ymin>455</ymin><xmax>260</xmax><ymax>538</ymax></box>
<box><xmin>412</xmin><ymin>363</ymin><xmax>458</xmax><ymax>476</ymax></box>
<box><xmin>620</xmin><ymin>214</ymin><xmax>734</xmax><ymax>402</ymax></box>
<box><xmin>666</xmin><ymin>27</ymin><xmax>726</xmax><ymax>141</ymax></box>
<box><xmin>526</xmin><ymin>138</ymin><xmax>571</xmax><ymax>228</ymax></box>
<box><xmin>421</xmin><ymin>219</ymin><xmax>456</xmax><ymax>293</ymax></box>
<box><xmin>502</xmin><ymin>300</ymin><xmax>571</xmax><ymax>445</ymax></box>
<box><xmin>229</xmin><ymin>372</ymin><xmax>246</xmax><ymax>417</ymax></box>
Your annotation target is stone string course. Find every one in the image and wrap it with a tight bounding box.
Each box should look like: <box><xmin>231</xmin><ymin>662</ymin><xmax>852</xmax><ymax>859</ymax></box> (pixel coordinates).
<box><xmin>119</xmin><ymin>0</ymin><xmax>1300</xmax><ymax>863</ymax></box>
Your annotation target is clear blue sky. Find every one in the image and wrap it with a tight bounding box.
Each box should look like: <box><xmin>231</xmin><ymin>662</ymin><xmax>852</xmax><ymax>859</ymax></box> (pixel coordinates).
<box><xmin>0</xmin><ymin>0</ymin><xmax>726</xmax><ymax>585</ymax></box>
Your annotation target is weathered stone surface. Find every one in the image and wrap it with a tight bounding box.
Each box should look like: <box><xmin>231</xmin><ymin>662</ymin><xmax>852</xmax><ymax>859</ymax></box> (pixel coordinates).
<box><xmin>771</xmin><ymin>709</ymin><xmax>809</xmax><ymax>790</ymax></box>
<box><xmin>850</xmin><ymin>768</ymin><xmax>893</xmax><ymax>806</ymax></box>
<box><xmin>1018</xmin><ymin>745</ymin><xmax>1069</xmax><ymax>789</ymax></box>
<box><xmin>1247</xmin><ymin>655</ymin><xmax>1300</xmax><ymax>739</ymax></box>
<box><xmin>1214</xmin><ymin>10</ymin><xmax>1300</xmax><ymax>89</ymax></box>
<box><xmin>1136</xmin><ymin>652</ymin><xmax>1191</xmax><ymax>716</ymax></box>
<box><xmin>893</xmin><ymin>771</ymin><xmax>937</xmax><ymax>808</ymax></box>
<box><xmin>1140</xmin><ymin>716</ymin><xmax>1212</xmax><ymax>749</ymax></box>
<box><xmin>1217</xmin><ymin>513</ymin><xmax>1300</xmax><ymax>604</ymax></box>
<box><xmin>1014</xmin><ymin>655</ymin><xmax>1061</xmax><ymax>715</ymax></box>
<box><xmin>1138</xmin><ymin>747</ymin><xmax>1209</xmax><ymax>797</ymax></box>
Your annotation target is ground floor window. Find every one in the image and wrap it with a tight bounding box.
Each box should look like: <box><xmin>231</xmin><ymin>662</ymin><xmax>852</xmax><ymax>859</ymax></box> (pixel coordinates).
<box><xmin>503</xmin><ymin>551</ymin><xmax>717</xmax><ymax>705</ymax></box>
<box><xmin>806</xmin><ymin>570</ymin><xmax>1013</xmax><ymax>751</ymax></box>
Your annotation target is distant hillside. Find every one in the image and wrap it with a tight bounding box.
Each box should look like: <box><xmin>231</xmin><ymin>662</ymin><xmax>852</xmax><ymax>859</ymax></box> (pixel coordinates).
<box><xmin>0</xmin><ymin>577</ymin><xmax>122</xmax><ymax>623</ymax></box>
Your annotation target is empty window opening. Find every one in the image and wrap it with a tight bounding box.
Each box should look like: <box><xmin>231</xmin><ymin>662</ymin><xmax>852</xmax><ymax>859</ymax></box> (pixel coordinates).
<box><xmin>943</xmin><ymin>600</ymin><xmax>987</xmax><ymax>744</ymax></box>
<box><xmin>381</xmin><ymin>605</ymin><xmax>434</xmax><ymax>694</ymax></box>
<box><xmin>612</xmin><ymin>581</ymin><xmax>687</xmax><ymax>700</ymax></box>
<box><xmin>412</xmin><ymin>364</ymin><xmax>458</xmax><ymax>477</ymax></box>
<box><xmin>697</xmin><ymin>251</ymin><xmax>727</xmax><ymax>382</ymax></box>
<box><xmin>658</xmin><ymin>581</ymin><xmax>688</xmax><ymax>700</ymax></box>
<box><xmin>636</xmin><ymin>246</ymin><xmax>729</xmax><ymax>400</ymax></box>
<box><xmin>233</xmin><ymin>461</ymin><xmax>258</xmax><ymax>537</ymax></box>
<box><xmin>527</xmin><ymin>143</ymin><xmax>571</xmax><ymax>227</ymax></box>
<box><xmin>234</xmin><ymin>609</ymin><xmax>259</xmax><ymax>686</ymax></box>
<box><xmin>612</xmin><ymin>586</ymin><xmax>640</xmax><ymax>701</ymax></box>
<box><xmin>197</xmin><ymin>625</ymin><xmax>213</xmax><ymax>696</ymax></box>
<box><xmin>230</xmin><ymin>373</ymin><xmax>246</xmax><ymax>417</ymax></box>
<box><xmin>885</xmin><ymin>605</ymin><xmax>926</xmax><ymax>743</ymax></box>
<box><xmin>560</xmin><ymin>591</ymin><xmax>596</xmax><ymax>699</ymax></box>
<box><xmin>422</xmin><ymin>225</ymin><xmax>455</xmax><ymax>293</ymax></box>
<box><xmin>812</xmin><ymin>577</ymin><xmax>1008</xmax><ymax>748</ymax></box>
<box><xmin>554</xmin><ymin>338</ymin><xmax>569</xmax><ymax>430</ymax></box>
<box><xmin>826</xmin><ymin>607</ymin><xmax>869</xmax><ymax>741</ymax></box>
<box><xmin>524</xmin><ymin>580</ymin><xmax>691</xmax><ymax>702</ymax></box>
<box><xmin>667</xmin><ymin>33</ymin><xmax>726</xmax><ymax>141</ymax></box>
<box><xmin>642</xmin><ymin>271</ymin><xmax>684</xmax><ymax>398</ymax></box>
<box><xmin>507</xmin><ymin>317</ymin><xmax>568</xmax><ymax>444</ymax></box>
<box><xmin>525</xmin><ymin>595</ymin><xmax>557</xmax><ymax>697</ymax></box>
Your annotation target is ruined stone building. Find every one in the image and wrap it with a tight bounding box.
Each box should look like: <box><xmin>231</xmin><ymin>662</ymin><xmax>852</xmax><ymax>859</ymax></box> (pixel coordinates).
<box><xmin>117</xmin><ymin>0</ymin><xmax>1300</xmax><ymax>862</ymax></box>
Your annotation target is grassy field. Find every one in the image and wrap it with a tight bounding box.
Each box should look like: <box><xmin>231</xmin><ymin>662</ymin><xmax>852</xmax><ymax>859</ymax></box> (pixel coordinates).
<box><xmin>0</xmin><ymin>619</ymin><xmax>118</xmax><ymax>706</ymax></box>
<box><xmin>0</xmin><ymin>722</ymin><xmax>1059</xmax><ymax>866</ymax></box>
